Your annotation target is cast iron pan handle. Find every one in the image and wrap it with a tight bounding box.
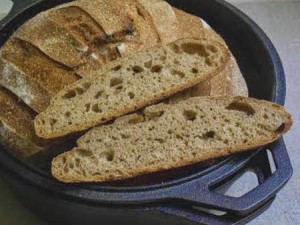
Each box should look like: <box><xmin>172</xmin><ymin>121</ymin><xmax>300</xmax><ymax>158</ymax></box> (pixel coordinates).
<box><xmin>0</xmin><ymin>0</ymin><xmax>42</xmax><ymax>29</ymax></box>
<box><xmin>173</xmin><ymin>139</ymin><xmax>292</xmax><ymax>216</ymax></box>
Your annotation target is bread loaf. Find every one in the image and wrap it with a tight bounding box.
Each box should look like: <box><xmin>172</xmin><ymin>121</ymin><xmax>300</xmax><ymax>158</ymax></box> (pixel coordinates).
<box><xmin>35</xmin><ymin>38</ymin><xmax>229</xmax><ymax>138</ymax></box>
<box><xmin>51</xmin><ymin>96</ymin><xmax>292</xmax><ymax>183</ymax></box>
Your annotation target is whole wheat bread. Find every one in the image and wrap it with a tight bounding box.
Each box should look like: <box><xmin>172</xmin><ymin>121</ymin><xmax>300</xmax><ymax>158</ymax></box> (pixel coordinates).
<box><xmin>51</xmin><ymin>96</ymin><xmax>292</xmax><ymax>183</ymax></box>
<box><xmin>35</xmin><ymin>38</ymin><xmax>229</xmax><ymax>138</ymax></box>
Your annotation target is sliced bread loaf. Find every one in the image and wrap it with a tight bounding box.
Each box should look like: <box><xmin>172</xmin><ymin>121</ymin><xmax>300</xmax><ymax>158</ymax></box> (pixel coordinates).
<box><xmin>51</xmin><ymin>96</ymin><xmax>292</xmax><ymax>183</ymax></box>
<box><xmin>35</xmin><ymin>38</ymin><xmax>229</xmax><ymax>138</ymax></box>
<box><xmin>0</xmin><ymin>87</ymin><xmax>49</xmax><ymax>156</ymax></box>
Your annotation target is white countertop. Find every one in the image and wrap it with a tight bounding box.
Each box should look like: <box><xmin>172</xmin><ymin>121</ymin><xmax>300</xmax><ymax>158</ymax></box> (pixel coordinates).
<box><xmin>0</xmin><ymin>1</ymin><xmax>299</xmax><ymax>224</ymax></box>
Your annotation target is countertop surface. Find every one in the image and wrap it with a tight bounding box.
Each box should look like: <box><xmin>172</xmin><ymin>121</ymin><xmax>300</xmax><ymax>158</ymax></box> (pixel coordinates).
<box><xmin>0</xmin><ymin>1</ymin><xmax>299</xmax><ymax>224</ymax></box>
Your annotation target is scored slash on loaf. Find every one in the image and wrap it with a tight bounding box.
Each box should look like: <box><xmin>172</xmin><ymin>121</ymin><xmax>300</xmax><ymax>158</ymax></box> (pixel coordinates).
<box><xmin>34</xmin><ymin>38</ymin><xmax>230</xmax><ymax>139</ymax></box>
<box><xmin>51</xmin><ymin>96</ymin><xmax>292</xmax><ymax>183</ymax></box>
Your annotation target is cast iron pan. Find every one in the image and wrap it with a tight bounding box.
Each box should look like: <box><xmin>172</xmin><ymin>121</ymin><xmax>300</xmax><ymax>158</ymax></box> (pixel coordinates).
<box><xmin>0</xmin><ymin>0</ymin><xmax>293</xmax><ymax>224</ymax></box>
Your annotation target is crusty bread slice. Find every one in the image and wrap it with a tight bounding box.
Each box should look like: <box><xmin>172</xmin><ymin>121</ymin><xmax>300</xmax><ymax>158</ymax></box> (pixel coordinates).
<box><xmin>35</xmin><ymin>38</ymin><xmax>229</xmax><ymax>138</ymax></box>
<box><xmin>51</xmin><ymin>96</ymin><xmax>292</xmax><ymax>183</ymax></box>
<box><xmin>0</xmin><ymin>38</ymin><xmax>79</xmax><ymax>112</ymax></box>
<box><xmin>137</xmin><ymin>0</ymin><xmax>181</xmax><ymax>43</ymax></box>
<box><xmin>0</xmin><ymin>87</ymin><xmax>49</xmax><ymax>156</ymax></box>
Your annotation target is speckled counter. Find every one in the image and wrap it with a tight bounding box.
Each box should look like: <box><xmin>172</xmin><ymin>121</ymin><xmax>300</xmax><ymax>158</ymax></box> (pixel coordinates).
<box><xmin>0</xmin><ymin>1</ymin><xmax>299</xmax><ymax>224</ymax></box>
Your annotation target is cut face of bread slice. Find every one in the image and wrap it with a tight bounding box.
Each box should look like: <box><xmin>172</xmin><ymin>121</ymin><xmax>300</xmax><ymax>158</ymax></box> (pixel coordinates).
<box><xmin>35</xmin><ymin>38</ymin><xmax>229</xmax><ymax>138</ymax></box>
<box><xmin>51</xmin><ymin>96</ymin><xmax>292</xmax><ymax>183</ymax></box>
<box><xmin>0</xmin><ymin>87</ymin><xmax>49</xmax><ymax>156</ymax></box>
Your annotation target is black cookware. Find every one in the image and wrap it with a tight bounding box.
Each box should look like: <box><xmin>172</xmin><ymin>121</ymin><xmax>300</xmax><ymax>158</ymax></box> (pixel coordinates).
<box><xmin>0</xmin><ymin>0</ymin><xmax>292</xmax><ymax>224</ymax></box>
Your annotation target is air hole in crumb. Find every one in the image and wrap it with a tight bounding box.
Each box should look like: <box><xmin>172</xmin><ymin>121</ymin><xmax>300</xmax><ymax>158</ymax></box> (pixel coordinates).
<box><xmin>75</xmin><ymin>87</ymin><xmax>85</xmax><ymax>95</ymax></box>
<box><xmin>154</xmin><ymin>138</ymin><xmax>165</xmax><ymax>143</ymax></box>
<box><xmin>151</xmin><ymin>65</ymin><xmax>163</xmax><ymax>73</ymax></box>
<box><xmin>94</xmin><ymin>90</ymin><xmax>104</xmax><ymax>99</ymax></box>
<box><xmin>144</xmin><ymin>60</ymin><xmax>152</xmax><ymax>68</ymax></box>
<box><xmin>63</xmin><ymin>90</ymin><xmax>76</xmax><ymax>99</ymax></box>
<box><xmin>115</xmin><ymin>85</ymin><xmax>123</xmax><ymax>90</ymax></box>
<box><xmin>132</xmin><ymin>65</ymin><xmax>144</xmax><ymax>73</ymax></box>
<box><xmin>128</xmin><ymin>92</ymin><xmax>135</xmax><ymax>99</ymax></box>
<box><xmin>275</xmin><ymin>123</ymin><xmax>286</xmax><ymax>134</ymax></box>
<box><xmin>112</xmin><ymin>65</ymin><xmax>121</xmax><ymax>71</ymax></box>
<box><xmin>83</xmin><ymin>82</ymin><xmax>91</xmax><ymax>90</ymax></box>
<box><xmin>192</xmin><ymin>68</ymin><xmax>198</xmax><ymax>73</ymax></box>
<box><xmin>121</xmin><ymin>133</ymin><xmax>129</xmax><ymax>139</ymax></box>
<box><xmin>170</xmin><ymin>44</ymin><xmax>181</xmax><ymax>53</ymax></box>
<box><xmin>205</xmin><ymin>58</ymin><xmax>212</xmax><ymax>66</ymax></box>
<box><xmin>64</xmin><ymin>167</ymin><xmax>69</xmax><ymax>173</ymax></box>
<box><xmin>85</xmin><ymin>140</ymin><xmax>91</xmax><ymax>144</ymax></box>
<box><xmin>168</xmin><ymin>130</ymin><xmax>173</xmax><ymax>134</ymax></box>
<box><xmin>100</xmin><ymin>151</ymin><xmax>114</xmax><ymax>161</ymax></box>
<box><xmin>224</xmin><ymin>139</ymin><xmax>229</xmax><ymax>144</ymax></box>
<box><xmin>65</xmin><ymin>112</ymin><xmax>71</xmax><ymax>118</ymax></box>
<box><xmin>62</xmin><ymin>157</ymin><xmax>66</xmax><ymax>164</ymax></box>
<box><xmin>204</xmin><ymin>131</ymin><xmax>215</xmax><ymax>139</ymax></box>
<box><xmin>174</xmin><ymin>59</ymin><xmax>180</xmax><ymax>65</ymax></box>
<box><xmin>176</xmin><ymin>134</ymin><xmax>183</xmax><ymax>140</ymax></box>
<box><xmin>92</xmin><ymin>104</ymin><xmax>102</xmax><ymax>113</ymax></box>
<box><xmin>208</xmin><ymin>45</ymin><xmax>218</xmax><ymax>53</ymax></box>
<box><xmin>263</xmin><ymin>113</ymin><xmax>269</xmax><ymax>119</ymax></box>
<box><xmin>171</xmin><ymin>69</ymin><xmax>185</xmax><ymax>78</ymax></box>
<box><xmin>181</xmin><ymin>42</ymin><xmax>208</xmax><ymax>57</ymax></box>
<box><xmin>50</xmin><ymin>119</ymin><xmax>57</xmax><ymax>126</ymax></box>
<box><xmin>183</xmin><ymin>110</ymin><xmax>197</xmax><ymax>121</ymax></box>
<box><xmin>226</xmin><ymin>100</ymin><xmax>255</xmax><ymax>115</ymax></box>
<box><xmin>85</xmin><ymin>103</ymin><xmax>91</xmax><ymax>112</ymax></box>
<box><xmin>68</xmin><ymin>121</ymin><xmax>73</xmax><ymax>125</ymax></box>
<box><xmin>75</xmin><ymin>158</ymin><xmax>80</xmax><ymax>167</ymax></box>
<box><xmin>41</xmin><ymin>120</ymin><xmax>45</xmax><ymax>125</ymax></box>
<box><xmin>76</xmin><ymin>148</ymin><xmax>93</xmax><ymax>157</ymax></box>
<box><xmin>110</xmin><ymin>77</ymin><xmax>124</xmax><ymax>87</ymax></box>
<box><xmin>69</xmin><ymin>163</ymin><xmax>74</xmax><ymax>169</ymax></box>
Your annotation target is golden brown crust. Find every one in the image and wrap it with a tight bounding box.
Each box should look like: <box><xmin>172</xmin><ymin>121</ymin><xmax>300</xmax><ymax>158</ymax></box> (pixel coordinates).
<box><xmin>0</xmin><ymin>87</ymin><xmax>49</xmax><ymax>156</ymax></box>
<box><xmin>0</xmin><ymin>56</ymin><xmax>52</xmax><ymax>113</ymax></box>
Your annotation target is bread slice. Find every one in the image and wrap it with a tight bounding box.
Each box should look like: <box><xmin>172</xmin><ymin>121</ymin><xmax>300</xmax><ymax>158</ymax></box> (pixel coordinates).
<box><xmin>35</xmin><ymin>38</ymin><xmax>229</xmax><ymax>138</ymax></box>
<box><xmin>137</xmin><ymin>0</ymin><xmax>181</xmax><ymax>43</ymax></box>
<box><xmin>0</xmin><ymin>87</ymin><xmax>49</xmax><ymax>156</ymax></box>
<box><xmin>0</xmin><ymin>38</ymin><xmax>79</xmax><ymax>112</ymax></box>
<box><xmin>51</xmin><ymin>96</ymin><xmax>292</xmax><ymax>183</ymax></box>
